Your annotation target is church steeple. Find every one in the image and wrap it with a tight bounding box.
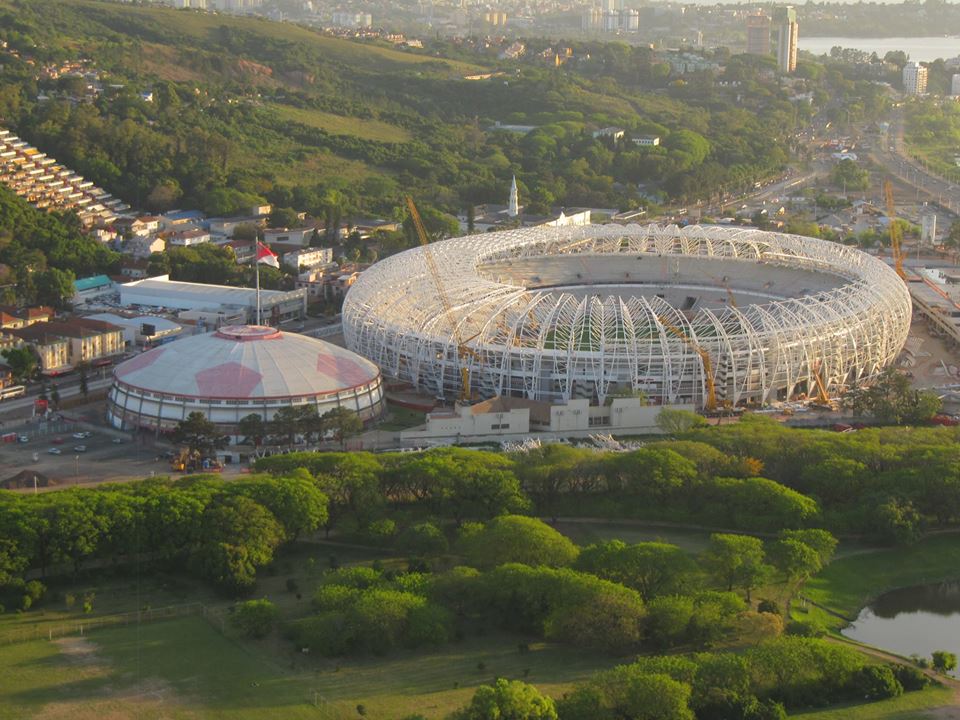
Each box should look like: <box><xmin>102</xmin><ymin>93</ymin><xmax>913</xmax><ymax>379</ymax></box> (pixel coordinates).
<box><xmin>508</xmin><ymin>175</ymin><xmax>519</xmax><ymax>217</ymax></box>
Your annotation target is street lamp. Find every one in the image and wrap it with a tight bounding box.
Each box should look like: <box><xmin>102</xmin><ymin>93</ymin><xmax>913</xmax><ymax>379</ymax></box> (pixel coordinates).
<box><xmin>74</xmin><ymin>454</ymin><xmax>79</xmax><ymax>485</ymax></box>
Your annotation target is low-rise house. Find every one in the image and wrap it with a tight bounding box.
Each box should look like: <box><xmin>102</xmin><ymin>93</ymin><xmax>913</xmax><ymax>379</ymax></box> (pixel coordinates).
<box><xmin>167</xmin><ymin>228</ymin><xmax>211</xmax><ymax>247</ymax></box>
<box><xmin>632</xmin><ymin>135</ymin><xmax>661</xmax><ymax>146</ymax></box>
<box><xmin>124</xmin><ymin>236</ymin><xmax>166</xmax><ymax>259</ymax></box>
<box><xmin>159</xmin><ymin>209</ymin><xmax>205</xmax><ymax>231</ymax></box>
<box><xmin>263</xmin><ymin>227</ymin><xmax>315</xmax><ymax>246</ymax></box>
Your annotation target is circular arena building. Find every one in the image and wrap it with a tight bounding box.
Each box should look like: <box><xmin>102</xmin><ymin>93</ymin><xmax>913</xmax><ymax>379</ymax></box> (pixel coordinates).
<box><xmin>343</xmin><ymin>224</ymin><xmax>911</xmax><ymax>409</ymax></box>
<box><xmin>107</xmin><ymin>325</ymin><xmax>384</xmax><ymax>438</ymax></box>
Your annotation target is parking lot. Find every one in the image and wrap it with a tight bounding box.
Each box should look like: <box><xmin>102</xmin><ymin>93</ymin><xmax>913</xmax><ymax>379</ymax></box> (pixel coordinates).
<box><xmin>0</xmin><ymin>409</ymin><xmax>183</xmax><ymax>488</ymax></box>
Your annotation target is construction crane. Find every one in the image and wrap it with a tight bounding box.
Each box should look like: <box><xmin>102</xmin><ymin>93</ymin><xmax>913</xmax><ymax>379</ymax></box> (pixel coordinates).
<box><xmin>657</xmin><ymin>316</ymin><xmax>718</xmax><ymax>412</ymax></box>
<box><xmin>810</xmin><ymin>360</ymin><xmax>831</xmax><ymax>406</ymax></box>
<box><xmin>884</xmin><ymin>179</ymin><xmax>907</xmax><ymax>280</ymax></box>
<box><xmin>406</xmin><ymin>196</ymin><xmax>478</xmax><ymax>403</ymax></box>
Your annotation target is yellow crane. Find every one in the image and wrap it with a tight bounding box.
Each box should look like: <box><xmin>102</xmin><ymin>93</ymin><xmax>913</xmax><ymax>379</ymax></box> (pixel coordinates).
<box><xmin>657</xmin><ymin>316</ymin><xmax>718</xmax><ymax>412</ymax></box>
<box><xmin>811</xmin><ymin>360</ymin><xmax>831</xmax><ymax>406</ymax></box>
<box><xmin>406</xmin><ymin>196</ymin><xmax>478</xmax><ymax>402</ymax></box>
<box><xmin>884</xmin><ymin>179</ymin><xmax>907</xmax><ymax>280</ymax></box>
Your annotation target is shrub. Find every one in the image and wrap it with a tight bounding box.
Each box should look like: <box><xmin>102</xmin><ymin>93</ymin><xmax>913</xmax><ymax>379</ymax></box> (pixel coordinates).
<box><xmin>893</xmin><ymin>664</ymin><xmax>930</xmax><ymax>692</ymax></box>
<box><xmin>231</xmin><ymin>599</ymin><xmax>279</xmax><ymax>639</ymax></box>
<box><xmin>757</xmin><ymin>599</ymin><xmax>780</xmax><ymax>615</ymax></box>
<box><xmin>855</xmin><ymin>665</ymin><xmax>903</xmax><ymax>700</ymax></box>
<box><xmin>932</xmin><ymin>650</ymin><xmax>957</xmax><ymax>673</ymax></box>
<box><xmin>785</xmin><ymin>619</ymin><xmax>826</xmax><ymax>638</ymax></box>
<box><xmin>398</xmin><ymin>522</ymin><xmax>449</xmax><ymax>557</ymax></box>
<box><xmin>286</xmin><ymin>578</ymin><xmax>299</xmax><ymax>593</ymax></box>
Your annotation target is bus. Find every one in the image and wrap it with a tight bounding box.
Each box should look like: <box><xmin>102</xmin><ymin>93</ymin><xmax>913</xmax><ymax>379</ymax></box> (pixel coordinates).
<box><xmin>0</xmin><ymin>385</ymin><xmax>26</xmax><ymax>401</ymax></box>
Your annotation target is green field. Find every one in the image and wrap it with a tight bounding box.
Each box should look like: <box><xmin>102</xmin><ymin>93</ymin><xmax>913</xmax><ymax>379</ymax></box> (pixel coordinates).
<box><xmin>803</xmin><ymin>533</ymin><xmax>960</xmax><ymax>627</ymax></box>
<box><xmin>0</xmin><ymin>615</ymin><xmax>619</xmax><ymax>720</ymax></box>
<box><xmin>789</xmin><ymin>685</ymin><xmax>955</xmax><ymax>720</ymax></box>
<box><xmin>269</xmin><ymin>105</ymin><xmax>412</xmax><ymax>144</ymax></box>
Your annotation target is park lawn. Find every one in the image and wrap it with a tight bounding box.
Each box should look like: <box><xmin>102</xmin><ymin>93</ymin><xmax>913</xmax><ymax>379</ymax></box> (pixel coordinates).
<box><xmin>789</xmin><ymin>684</ymin><xmax>955</xmax><ymax>720</ymax></box>
<box><xmin>0</xmin><ymin>616</ymin><xmax>620</xmax><ymax>720</ymax></box>
<box><xmin>377</xmin><ymin>404</ymin><xmax>427</xmax><ymax>431</ymax></box>
<box><xmin>270</xmin><ymin>104</ymin><xmax>412</xmax><ymax>144</ymax></box>
<box><xmin>803</xmin><ymin>534</ymin><xmax>960</xmax><ymax>627</ymax></box>
<box><xmin>554</xmin><ymin>519</ymin><xmax>716</xmax><ymax>554</ymax></box>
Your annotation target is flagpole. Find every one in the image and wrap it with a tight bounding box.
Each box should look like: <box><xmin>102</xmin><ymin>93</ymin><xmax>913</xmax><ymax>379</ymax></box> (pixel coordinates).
<box><xmin>255</xmin><ymin>241</ymin><xmax>261</xmax><ymax>326</ymax></box>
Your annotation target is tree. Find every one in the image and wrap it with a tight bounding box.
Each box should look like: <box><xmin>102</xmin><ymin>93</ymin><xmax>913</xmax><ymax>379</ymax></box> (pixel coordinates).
<box><xmin>932</xmin><ymin>650</ymin><xmax>957</xmax><ymax>673</ymax></box>
<box><xmin>49</xmin><ymin>383</ymin><xmax>60</xmax><ymax>410</ymax></box>
<box><xmin>397</xmin><ymin>522</ymin><xmax>449</xmax><ymax>557</ymax></box>
<box><xmin>558</xmin><ymin>667</ymin><xmax>694</xmax><ymax>720</ymax></box>
<box><xmin>829</xmin><ymin>159</ymin><xmax>869</xmax><ymax>191</ymax></box>
<box><xmin>270</xmin><ymin>405</ymin><xmax>320</xmax><ymax>447</ymax></box>
<box><xmin>321</xmin><ymin>407</ymin><xmax>363</xmax><ymax>450</ymax></box>
<box><xmin>847</xmin><ymin>368</ymin><xmax>941</xmax><ymax>425</ymax></box>
<box><xmin>171</xmin><ymin>411</ymin><xmax>228</xmax><ymax>455</ymax></box>
<box><xmin>238</xmin><ymin>413</ymin><xmax>267</xmax><ymax>448</ymax></box>
<box><xmin>229</xmin><ymin>472</ymin><xmax>329</xmax><ymax>541</ymax></box>
<box><xmin>191</xmin><ymin>495</ymin><xmax>284</xmax><ymax>592</ymax></box>
<box><xmin>452</xmin><ymin>679</ymin><xmax>558</xmax><ymax>720</ymax></box>
<box><xmin>656</xmin><ymin>407</ymin><xmax>708</xmax><ymax>435</ymax></box>
<box><xmin>1</xmin><ymin>346</ymin><xmax>37</xmax><ymax>382</ymax></box>
<box><xmin>36</xmin><ymin>268</ymin><xmax>76</xmax><ymax>308</ymax></box>
<box><xmin>701</xmin><ymin>534</ymin><xmax>773</xmax><ymax>601</ymax></box>
<box><xmin>231</xmin><ymin>598</ymin><xmax>278</xmax><ymax>638</ymax></box>
<box><xmin>576</xmin><ymin>540</ymin><xmax>699</xmax><ymax>601</ymax></box>
<box><xmin>769</xmin><ymin>538</ymin><xmax>822</xmax><ymax>587</ymax></box>
<box><xmin>460</xmin><ymin>515</ymin><xmax>579</xmax><ymax>569</ymax></box>
<box><xmin>77</xmin><ymin>361</ymin><xmax>89</xmax><ymax>398</ymax></box>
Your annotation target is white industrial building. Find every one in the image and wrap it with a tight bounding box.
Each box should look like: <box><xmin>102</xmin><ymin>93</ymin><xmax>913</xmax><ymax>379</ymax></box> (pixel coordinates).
<box><xmin>85</xmin><ymin>313</ymin><xmax>184</xmax><ymax>347</ymax></box>
<box><xmin>119</xmin><ymin>275</ymin><xmax>307</xmax><ymax>325</ymax></box>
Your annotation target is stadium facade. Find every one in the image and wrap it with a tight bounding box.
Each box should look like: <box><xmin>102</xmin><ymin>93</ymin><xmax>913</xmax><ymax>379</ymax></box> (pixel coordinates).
<box><xmin>343</xmin><ymin>224</ymin><xmax>911</xmax><ymax>409</ymax></box>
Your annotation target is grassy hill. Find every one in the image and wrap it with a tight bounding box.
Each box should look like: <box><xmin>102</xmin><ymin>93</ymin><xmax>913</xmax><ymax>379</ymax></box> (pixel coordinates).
<box><xmin>0</xmin><ymin>0</ymin><xmax>806</xmax><ymax>225</ymax></box>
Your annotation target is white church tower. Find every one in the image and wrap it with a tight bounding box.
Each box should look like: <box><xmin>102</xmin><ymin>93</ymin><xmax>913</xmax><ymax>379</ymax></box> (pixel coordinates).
<box><xmin>508</xmin><ymin>175</ymin><xmax>519</xmax><ymax>217</ymax></box>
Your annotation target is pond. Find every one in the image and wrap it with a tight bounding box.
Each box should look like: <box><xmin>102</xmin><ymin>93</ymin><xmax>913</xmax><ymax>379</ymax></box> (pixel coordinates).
<box><xmin>841</xmin><ymin>581</ymin><xmax>960</xmax><ymax>673</ymax></box>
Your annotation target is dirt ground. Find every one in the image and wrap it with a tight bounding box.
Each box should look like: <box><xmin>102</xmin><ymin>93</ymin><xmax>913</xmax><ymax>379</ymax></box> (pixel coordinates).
<box><xmin>34</xmin><ymin>637</ymin><xmax>184</xmax><ymax>720</ymax></box>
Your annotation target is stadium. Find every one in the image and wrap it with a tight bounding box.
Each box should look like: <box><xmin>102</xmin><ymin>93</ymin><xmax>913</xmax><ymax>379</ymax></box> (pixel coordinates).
<box><xmin>107</xmin><ymin>325</ymin><xmax>384</xmax><ymax>438</ymax></box>
<box><xmin>343</xmin><ymin>224</ymin><xmax>911</xmax><ymax>409</ymax></box>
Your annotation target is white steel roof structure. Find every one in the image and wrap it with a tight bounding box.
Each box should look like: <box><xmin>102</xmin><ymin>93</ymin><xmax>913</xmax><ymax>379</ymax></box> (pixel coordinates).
<box><xmin>343</xmin><ymin>224</ymin><xmax>911</xmax><ymax>408</ymax></box>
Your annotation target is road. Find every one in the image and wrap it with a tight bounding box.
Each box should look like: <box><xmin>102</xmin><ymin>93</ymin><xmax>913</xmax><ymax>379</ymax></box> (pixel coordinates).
<box><xmin>872</xmin><ymin>108</ymin><xmax>960</xmax><ymax>216</ymax></box>
<box><xmin>0</xmin><ymin>378</ymin><xmax>113</xmax><ymax>421</ymax></box>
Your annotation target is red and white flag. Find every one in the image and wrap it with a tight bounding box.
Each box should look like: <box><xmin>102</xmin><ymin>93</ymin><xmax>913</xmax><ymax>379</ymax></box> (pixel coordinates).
<box><xmin>256</xmin><ymin>241</ymin><xmax>279</xmax><ymax>268</ymax></box>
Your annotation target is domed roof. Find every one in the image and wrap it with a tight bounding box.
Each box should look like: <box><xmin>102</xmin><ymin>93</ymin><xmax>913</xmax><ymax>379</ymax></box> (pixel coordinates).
<box><xmin>113</xmin><ymin>325</ymin><xmax>379</xmax><ymax>399</ymax></box>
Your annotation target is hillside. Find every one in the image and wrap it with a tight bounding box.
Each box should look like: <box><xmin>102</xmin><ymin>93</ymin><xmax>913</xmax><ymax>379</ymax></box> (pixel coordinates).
<box><xmin>0</xmin><ymin>0</ymin><xmax>829</xmax><ymax>222</ymax></box>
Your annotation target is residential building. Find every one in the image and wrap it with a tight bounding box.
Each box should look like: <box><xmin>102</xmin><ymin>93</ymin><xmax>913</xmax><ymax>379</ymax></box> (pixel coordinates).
<box><xmin>125</xmin><ymin>236</ymin><xmax>166</xmax><ymax>259</ymax></box>
<box><xmin>167</xmin><ymin>228</ymin><xmax>211</xmax><ymax>247</ymax></box>
<box><xmin>283</xmin><ymin>247</ymin><xmax>333</xmax><ymax>271</ymax></box>
<box><xmin>631</xmin><ymin>135</ymin><xmax>661</xmax><ymax>146</ymax></box>
<box><xmin>903</xmin><ymin>61</ymin><xmax>928</xmax><ymax>95</ymax></box>
<box><xmin>745</xmin><ymin>12</ymin><xmax>771</xmax><ymax>56</ymax></box>
<box><xmin>776</xmin><ymin>6</ymin><xmax>799</xmax><ymax>73</ymax></box>
<box><xmin>85</xmin><ymin>312</ymin><xmax>183</xmax><ymax>347</ymax></box>
<box><xmin>263</xmin><ymin>227</ymin><xmax>314</xmax><ymax>246</ymax></box>
<box><xmin>119</xmin><ymin>258</ymin><xmax>150</xmax><ymax>279</ymax></box>
<box><xmin>6</xmin><ymin>317</ymin><xmax>123</xmax><ymax>373</ymax></box>
<box><xmin>159</xmin><ymin>209</ymin><xmax>206</xmax><ymax>230</ymax></box>
<box><xmin>592</xmin><ymin>127</ymin><xmax>625</xmax><ymax>141</ymax></box>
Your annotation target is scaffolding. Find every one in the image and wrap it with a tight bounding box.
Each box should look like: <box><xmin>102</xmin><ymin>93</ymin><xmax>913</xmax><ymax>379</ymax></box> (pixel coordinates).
<box><xmin>343</xmin><ymin>224</ymin><xmax>912</xmax><ymax>410</ymax></box>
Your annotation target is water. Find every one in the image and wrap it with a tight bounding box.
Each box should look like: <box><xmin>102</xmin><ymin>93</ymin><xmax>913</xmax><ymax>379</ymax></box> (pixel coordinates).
<box><xmin>841</xmin><ymin>580</ymin><xmax>960</xmax><ymax>673</ymax></box>
<box><xmin>800</xmin><ymin>36</ymin><xmax>960</xmax><ymax>63</ymax></box>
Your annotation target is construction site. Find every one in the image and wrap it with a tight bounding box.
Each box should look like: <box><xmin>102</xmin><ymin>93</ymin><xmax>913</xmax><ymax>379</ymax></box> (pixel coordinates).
<box><xmin>343</xmin><ymin>222</ymin><xmax>912</xmax><ymax>415</ymax></box>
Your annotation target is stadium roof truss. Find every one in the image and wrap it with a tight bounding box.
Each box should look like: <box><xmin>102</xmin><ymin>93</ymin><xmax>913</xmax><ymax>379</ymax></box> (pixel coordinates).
<box><xmin>343</xmin><ymin>224</ymin><xmax>911</xmax><ymax>409</ymax></box>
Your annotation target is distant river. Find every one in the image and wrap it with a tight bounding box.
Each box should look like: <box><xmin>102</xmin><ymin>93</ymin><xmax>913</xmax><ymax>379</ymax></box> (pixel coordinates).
<box><xmin>800</xmin><ymin>36</ymin><xmax>960</xmax><ymax>62</ymax></box>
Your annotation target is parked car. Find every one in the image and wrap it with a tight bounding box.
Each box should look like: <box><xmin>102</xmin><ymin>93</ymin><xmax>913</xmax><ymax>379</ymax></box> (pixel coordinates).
<box><xmin>47</xmin><ymin>447</ymin><xmax>61</xmax><ymax>455</ymax></box>
<box><xmin>17</xmin><ymin>435</ymin><xmax>28</xmax><ymax>443</ymax></box>
<box><xmin>111</xmin><ymin>437</ymin><xmax>124</xmax><ymax>444</ymax></box>
<box><xmin>52</xmin><ymin>437</ymin><xmax>64</xmax><ymax>444</ymax></box>
<box><xmin>73</xmin><ymin>445</ymin><xmax>86</xmax><ymax>452</ymax></box>
<box><xmin>72</xmin><ymin>432</ymin><xmax>86</xmax><ymax>440</ymax></box>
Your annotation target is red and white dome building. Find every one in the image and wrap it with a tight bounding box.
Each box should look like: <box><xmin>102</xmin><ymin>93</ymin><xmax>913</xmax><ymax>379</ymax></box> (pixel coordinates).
<box><xmin>107</xmin><ymin>325</ymin><xmax>383</xmax><ymax>440</ymax></box>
